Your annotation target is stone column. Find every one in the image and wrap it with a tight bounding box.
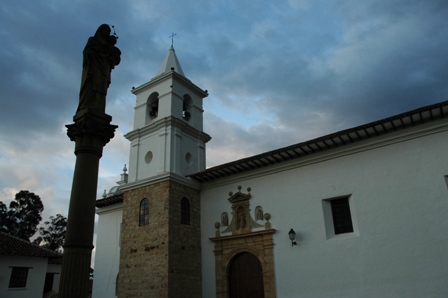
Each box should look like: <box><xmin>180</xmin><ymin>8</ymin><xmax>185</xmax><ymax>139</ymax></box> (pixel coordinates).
<box><xmin>59</xmin><ymin>109</ymin><xmax>117</xmax><ymax>298</ymax></box>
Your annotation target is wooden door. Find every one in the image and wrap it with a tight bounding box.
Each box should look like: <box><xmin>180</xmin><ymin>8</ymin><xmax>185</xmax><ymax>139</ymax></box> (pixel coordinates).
<box><xmin>228</xmin><ymin>252</ymin><xmax>264</xmax><ymax>298</ymax></box>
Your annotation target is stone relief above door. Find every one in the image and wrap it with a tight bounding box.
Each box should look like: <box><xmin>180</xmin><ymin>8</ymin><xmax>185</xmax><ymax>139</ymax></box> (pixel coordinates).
<box><xmin>215</xmin><ymin>186</ymin><xmax>271</xmax><ymax>237</ymax></box>
<box><xmin>211</xmin><ymin>186</ymin><xmax>276</xmax><ymax>298</ymax></box>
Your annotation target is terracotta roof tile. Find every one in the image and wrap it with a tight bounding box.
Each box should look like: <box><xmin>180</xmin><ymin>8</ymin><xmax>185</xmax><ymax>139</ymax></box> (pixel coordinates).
<box><xmin>0</xmin><ymin>232</ymin><xmax>62</xmax><ymax>258</ymax></box>
<box><xmin>96</xmin><ymin>193</ymin><xmax>123</xmax><ymax>208</ymax></box>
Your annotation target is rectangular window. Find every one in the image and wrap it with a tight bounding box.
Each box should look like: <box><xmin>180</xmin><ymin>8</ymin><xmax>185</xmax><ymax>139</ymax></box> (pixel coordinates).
<box><xmin>181</xmin><ymin>197</ymin><xmax>190</xmax><ymax>225</ymax></box>
<box><xmin>9</xmin><ymin>267</ymin><xmax>29</xmax><ymax>288</ymax></box>
<box><xmin>322</xmin><ymin>195</ymin><xmax>357</xmax><ymax>239</ymax></box>
<box><xmin>330</xmin><ymin>197</ymin><xmax>354</xmax><ymax>234</ymax></box>
<box><xmin>43</xmin><ymin>273</ymin><xmax>55</xmax><ymax>293</ymax></box>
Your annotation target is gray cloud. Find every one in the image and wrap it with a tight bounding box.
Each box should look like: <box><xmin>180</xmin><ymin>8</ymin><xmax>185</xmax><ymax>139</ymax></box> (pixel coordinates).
<box><xmin>0</xmin><ymin>0</ymin><xmax>446</xmax><ymax>224</ymax></box>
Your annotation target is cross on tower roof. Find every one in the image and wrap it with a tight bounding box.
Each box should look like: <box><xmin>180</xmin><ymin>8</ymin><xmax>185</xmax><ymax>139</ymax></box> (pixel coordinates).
<box><xmin>169</xmin><ymin>32</ymin><xmax>177</xmax><ymax>47</ymax></box>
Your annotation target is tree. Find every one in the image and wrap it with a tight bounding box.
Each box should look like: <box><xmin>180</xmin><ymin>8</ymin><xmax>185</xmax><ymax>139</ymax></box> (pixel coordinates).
<box><xmin>0</xmin><ymin>201</ymin><xmax>9</xmax><ymax>232</ymax></box>
<box><xmin>0</xmin><ymin>190</ymin><xmax>44</xmax><ymax>241</ymax></box>
<box><xmin>33</xmin><ymin>213</ymin><xmax>67</xmax><ymax>252</ymax></box>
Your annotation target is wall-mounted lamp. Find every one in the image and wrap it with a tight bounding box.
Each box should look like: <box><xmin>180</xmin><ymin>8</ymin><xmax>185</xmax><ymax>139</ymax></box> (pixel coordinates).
<box><xmin>288</xmin><ymin>229</ymin><xmax>297</xmax><ymax>247</ymax></box>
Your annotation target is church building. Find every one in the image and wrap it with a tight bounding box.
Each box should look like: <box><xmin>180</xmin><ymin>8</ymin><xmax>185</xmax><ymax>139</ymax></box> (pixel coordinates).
<box><xmin>92</xmin><ymin>46</ymin><xmax>448</xmax><ymax>298</ymax></box>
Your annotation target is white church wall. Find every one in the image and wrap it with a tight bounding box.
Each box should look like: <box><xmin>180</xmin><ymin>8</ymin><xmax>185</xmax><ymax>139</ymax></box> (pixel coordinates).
<box><xmin>133</xmin><ymin>100</ymin><xmax>148</xmax><ymax>130</ymax></box>
<box><xmin>133</xmin><ymin>87</ymin><xmax>154</xmax><ymax>130</ymax></box>
<box><xmin>127</xmin><ymin>120</ymin><xmax>208</xmax><ymax>182</ymax></box>
<box><xmin>92</xmin><ymin>204</ymin><xmax>123</xmax><ymax>298</ymax></box>
<box><xmin>133</xmin><ymin>129</ymin><xmax>169</xmax><ymax>180</ymax></box>
<box><xmin>178</xmin><ymin>132</ymin><xmax>207</xmax><ymax>175</ymax></box>
<box><xmin>201</xmin><ymin>123</ymin><xmax>448</xmax><ymax>297</ymax></box>
<box><xmin>171</xmin><ymin>81</ymin><xmax>205</xmax><ymax>131</ymax></box>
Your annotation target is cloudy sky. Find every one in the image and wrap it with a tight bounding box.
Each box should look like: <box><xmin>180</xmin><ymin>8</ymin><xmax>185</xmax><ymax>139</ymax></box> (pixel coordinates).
<box><xmin>1</xmin><ymin>0</ymin><xmax>447</xmax><ymax>226</ymax></box>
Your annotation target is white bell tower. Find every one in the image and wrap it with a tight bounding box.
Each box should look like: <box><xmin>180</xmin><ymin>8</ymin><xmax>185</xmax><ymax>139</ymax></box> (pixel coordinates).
<box><xmin>125</xmin><ymin>46</ymin><xmax>211</xmax><ymax>182</ymax></box>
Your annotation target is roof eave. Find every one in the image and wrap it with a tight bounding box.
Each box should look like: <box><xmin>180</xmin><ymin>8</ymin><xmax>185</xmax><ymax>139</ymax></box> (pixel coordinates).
<box><xmin>188</xmin><ymin>100</ymin><xmax>448</xmax><ymax>183</ymax></box>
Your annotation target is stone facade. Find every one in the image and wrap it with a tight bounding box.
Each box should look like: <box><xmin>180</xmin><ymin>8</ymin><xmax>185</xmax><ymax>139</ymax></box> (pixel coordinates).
<box><xmin>211</xmin><ymin>230</ymin><xmax>276</xmax><ymax>298</ymax></box>
<box><xmin>210</xmin><ymin>187</ymin><xmax>276</xmax><ymax>298</ymax></box>
<box><xmin>118</xmin><ymin>179</ymin><xmax>201</xmax><ymax>298</ymax></box>
<box><xmin>168</xmin><ymin>181</ymin><xmax>202</xmax><ymax>298</ymax></box>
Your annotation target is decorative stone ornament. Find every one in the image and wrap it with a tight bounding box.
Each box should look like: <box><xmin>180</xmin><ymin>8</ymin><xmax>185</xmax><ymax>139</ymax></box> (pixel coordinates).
<box><xmin>221</xmin><ymin>186</ymin><xmax>263</xmax><ymax>235</ymax></box>
<box><xmin>221</xmin><ymin>212</ymin><xmax>229</xmax><ymax>226</ymax></box>
<box><xmin>210</xmin><ymin>186</ymin><xmax>277</xmax><ymax>297</ymax></box>
<box><xmin>255</xmin><ymin>206</ymin><xmax>264</xmax><ymax>221</ymax></box>
<box><xmin>66</xmin><ymin>110</ymin><xmax>118</xmax><ymax>148</ymax></box>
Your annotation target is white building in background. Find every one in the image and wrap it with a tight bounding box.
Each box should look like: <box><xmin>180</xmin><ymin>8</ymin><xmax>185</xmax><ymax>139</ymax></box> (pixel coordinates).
<box><xmin>93</xmin><ymin>46</ymin><xmax>448</xmax><ymax>298</ymax></box>
<box><xmin>0</xmin><ymin>232</ymin><xmax>62</xmax><ymax>298</ymax></box>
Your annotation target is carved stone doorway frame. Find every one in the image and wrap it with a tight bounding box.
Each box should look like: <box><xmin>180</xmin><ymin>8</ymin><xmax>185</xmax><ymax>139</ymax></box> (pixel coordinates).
<box><xmin>211</xmin><ymin>229</ymin><xmax>276</xmax><ymax>298</ymax></box>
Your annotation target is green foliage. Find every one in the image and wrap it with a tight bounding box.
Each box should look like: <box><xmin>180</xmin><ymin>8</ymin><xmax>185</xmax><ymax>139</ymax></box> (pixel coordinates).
<box><xmin>0</xmin><ymin>201</ymin><xmax>8</xmax><ymax>232</ymax></box>
<box><xmin>33</xmin><ymin>214</ymin><xmax>67</xmax><ymax>252</ymax></box>
<box><xmin>0</xmin><ymin>190</ymin><xmax>44</xmax><ymax>241</ymax></box>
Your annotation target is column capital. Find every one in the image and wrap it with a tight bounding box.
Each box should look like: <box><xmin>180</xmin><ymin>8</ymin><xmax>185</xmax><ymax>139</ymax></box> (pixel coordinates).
<box><xmin>66</xmin><ymin>109</ymin><xmax>118</xmax><ymax>154</ymax></box>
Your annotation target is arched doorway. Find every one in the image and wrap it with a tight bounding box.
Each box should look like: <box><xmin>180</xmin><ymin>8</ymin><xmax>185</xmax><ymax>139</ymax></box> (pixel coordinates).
<box><xmin>228</xmin><ymin>252</ymin><xmax>265</xmax><ymax>298</ymax></box>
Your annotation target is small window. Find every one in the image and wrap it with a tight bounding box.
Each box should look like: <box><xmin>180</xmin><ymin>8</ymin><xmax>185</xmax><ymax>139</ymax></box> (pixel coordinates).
<box><xmin>9</xmin><ymin>267</ymin><xmax>29</xmax><ymax>288</ymax></box>
<box><xmin>330</xmin><ymin>197</ymin><xmax>354</xmax><ymax>234</ymax></box>
<box><xmin>181</xmin><ymin>197</ymin><xmax>190</xmax><ymax>225</ymax></box>
<box><xmin>139</xmin><ymin>198</ymin><xmax>149</xmax><ymax>226</ymax></box>
<box><xmin>43</xmin><ymin>273</ymin><xmax>55</xmax><ymax>293</ymax></box>
<box><xmin>323</xmin><ymin>195</ymin><xmax>357</xmax><ymax>239</ymax></box>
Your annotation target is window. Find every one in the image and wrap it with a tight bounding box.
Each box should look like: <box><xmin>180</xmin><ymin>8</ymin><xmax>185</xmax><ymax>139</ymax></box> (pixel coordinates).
<box><xmin>330</xmin><ymin>197</ymin><xmax>354</xmax><ymax>234</ymax></box>
<box><xmin>139</xmin><ymin>198</ymin><xmax>149</xmax><ymax>226</ymax></box>
<box><xmin>181</xmin><ymin>197</ymin><xmax>190</xmax><ymax>225</ymax></box>
<box><xmin>9</xmin><ymin>267</ymin><xmax>29</xmax><ymax>288</ymax></box>
<box><xmin>323</xmin><ymin>195</ymin><xmax>357</xmax><ymax>239</ymax></box>
<box><xmin>43</xmin><ymin>273</ymin><xmax>55</xmax><ymax>293</ymax></box>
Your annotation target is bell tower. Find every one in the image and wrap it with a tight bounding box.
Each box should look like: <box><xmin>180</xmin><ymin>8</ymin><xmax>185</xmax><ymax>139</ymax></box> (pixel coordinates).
<box><xmin>118</xmin><ymin>46</ymin><xmax>210</xmax><ymax>297</ymax></box>
<box><xmin>126</xmin><ymin>45</ymin><xmax>210</xmax><ymax>182</ymax></box>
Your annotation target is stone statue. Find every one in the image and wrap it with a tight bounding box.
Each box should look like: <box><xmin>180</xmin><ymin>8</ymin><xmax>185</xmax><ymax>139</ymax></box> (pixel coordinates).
<box><xmin>77</xmin><ymin>24</ymin><xmax>121</xmax><ymax>114</ymax></box>
<box><xmin>256</xmin><ymin>207</ymin><xmax>263</xmax><ymax>220</ymax></box>
<box><xmin>237</xmin><ymin>207</ymin><xmax>246</xmax><ymax>229</ymax></box>
<box><xmin>222</xmin><ymin>212</ymin><xmax>229</xmax><ymax>226</ymax></box>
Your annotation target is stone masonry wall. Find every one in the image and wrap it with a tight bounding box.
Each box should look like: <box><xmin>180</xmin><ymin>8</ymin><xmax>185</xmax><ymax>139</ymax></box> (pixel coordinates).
<box><xmin>118</xmin><ymin>180</ymin><xmax>202</xmax><ymax>298</ymax></box>
<box><xmin>168</xmin><ymin>181</ymin><xmax>202</xmax><ymax>298</ymax></box>
<box><xmin>119</xmin><ymin>181</ymin><xmax>170</xmax><ymax>297</ymax></box>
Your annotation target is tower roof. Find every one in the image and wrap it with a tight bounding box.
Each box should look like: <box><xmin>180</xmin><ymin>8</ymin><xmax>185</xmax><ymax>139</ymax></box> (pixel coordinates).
<box><xmin>155</xmin><ymin>46</ymin><xmax>185</xmax><ymax>77</ymax></box>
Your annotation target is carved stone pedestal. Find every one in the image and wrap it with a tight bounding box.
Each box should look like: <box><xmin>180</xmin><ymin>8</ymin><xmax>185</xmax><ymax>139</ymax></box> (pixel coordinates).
<box><xmin>59</xmin><ymin>110</ymin><xmax>117</xmax><ymax>298</ymax></box>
